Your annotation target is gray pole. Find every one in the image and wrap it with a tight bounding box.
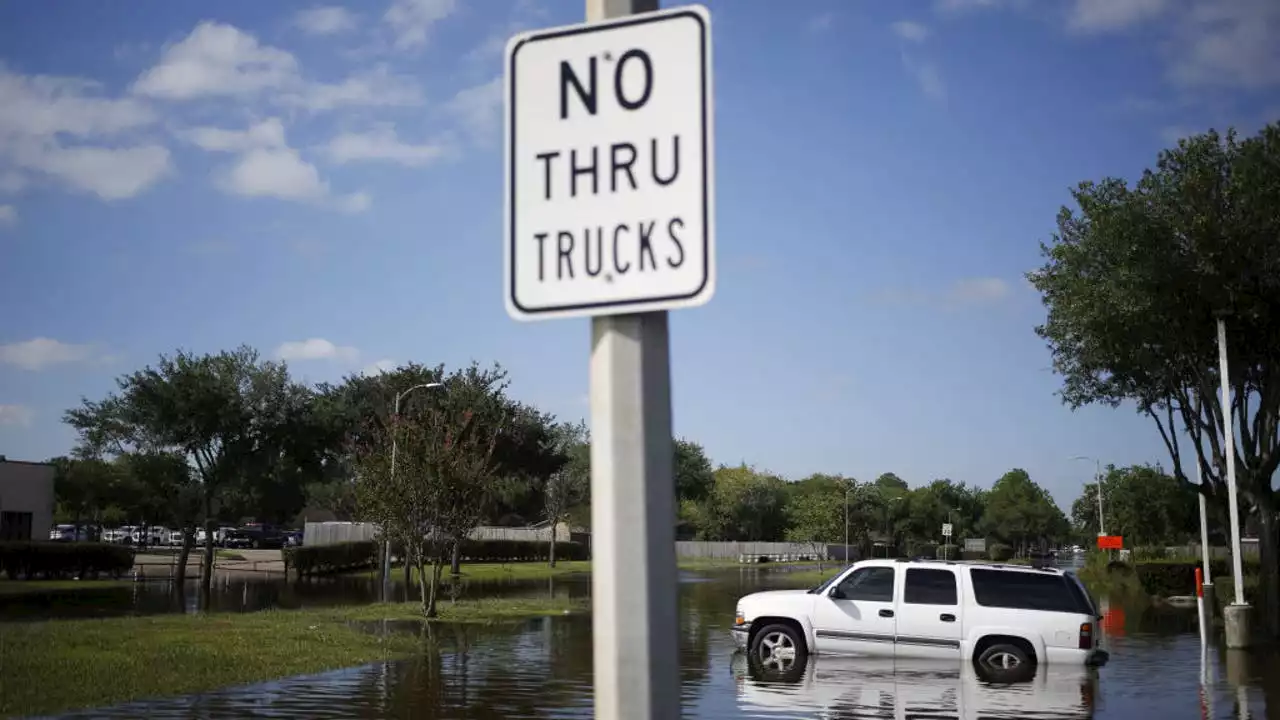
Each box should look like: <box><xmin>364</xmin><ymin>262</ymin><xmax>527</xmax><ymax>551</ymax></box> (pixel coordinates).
<box><xmin>844</xmin><ymin>485</ymin><xmax>849</xmax><ymax>563</ymax></box>
<box><xmin>1095</xmin><ymin>459</ymin><xmax>1105</xmax><ymax>537</ymax></box>
<box><xmin>584</xmin><ymin>4</ymin><xmax>676</xmax><ymax>718</ymax></box>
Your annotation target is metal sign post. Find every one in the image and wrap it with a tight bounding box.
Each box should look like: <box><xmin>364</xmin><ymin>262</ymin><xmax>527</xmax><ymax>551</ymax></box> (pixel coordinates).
<box><xmin>504</xmin><ymin>3</ymin><xmax>715</xmax><ymax>717</ymax></box>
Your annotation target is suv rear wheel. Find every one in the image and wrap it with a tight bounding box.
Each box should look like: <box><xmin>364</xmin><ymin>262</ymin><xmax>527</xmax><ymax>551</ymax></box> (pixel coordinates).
<box><xmin>749</xmin><ymin>623</ymin><xmax>807</xmax><ymax>673</ymax></box>
<box><xmin>975</xmin><ymin>642</ymin><xmax>1034</xmax><ymax>682</ymax></box>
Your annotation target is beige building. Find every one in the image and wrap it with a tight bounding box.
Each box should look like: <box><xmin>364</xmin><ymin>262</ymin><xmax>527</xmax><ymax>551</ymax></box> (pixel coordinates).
<box><xmin>0</xmin><ymin>457</ymin><xmax>55</xmax><ymax>541</ymax></box>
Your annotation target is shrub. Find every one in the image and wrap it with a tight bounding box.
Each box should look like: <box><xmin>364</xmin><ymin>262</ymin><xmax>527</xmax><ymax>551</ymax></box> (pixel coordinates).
<box><xmin>285</xmin><ymin>540</ymin><xmax>378</xmax><ymax>578</ymax></box>
<box><xmin>0</xmin><ymin>542</ymin><xmax>135</xmax><ymax>580</ymax></box>
<box><xmin>286</xmin><ymin>538</ymin><xmax>590</xmax><ymax>577</ymax></box>
<box><xmin>909</xmin><ymin>542</ymin><xmax>938</xmax><ymax>559</ymax></box>
<box><xmin>987</xmin><ymin>543</ymin><xmax>1013</xmax><ymax>562</ymax></box>
<box><xmin>1131</xmin><ymin>559</ymin><xmax>1260</xmax><ymax>598</ymax></box>
<box><xmin>936</xmin><ymin>545</ymin><xmax>960</xmax><ymax>561</ymax></box>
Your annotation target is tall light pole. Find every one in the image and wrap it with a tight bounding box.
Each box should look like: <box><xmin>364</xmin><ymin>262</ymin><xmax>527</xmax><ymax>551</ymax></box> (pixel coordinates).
<box><xmin>382</xmin><ymin>381</ymin><xmax>444</xmax><ymax>602</ymax></box>
<box><xmin>843</xmin><ymin>483</ymin><xmax>850</xmax><ymax>564</ymax></box>
<box><xmin>1071</xmin><ymin>456</ymin><xmax>1105</xmax><ymax>536</ymax></box>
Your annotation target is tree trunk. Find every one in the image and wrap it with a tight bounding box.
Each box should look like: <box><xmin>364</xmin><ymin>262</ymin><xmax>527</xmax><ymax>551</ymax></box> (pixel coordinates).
<box><xmin>549</xmin><ymin>524</ymin><xmax>558</xmax><ymax>569</ymax></box>
<box><xmin>1255</xmin><ymin>494</ymin><xmax>1279</xmax><ymax>638</ymax></box>
<box><xmin>175</xmin><ymin>527</ymin><xmax>194</xmax><ymax>588</ymax></box>
<box><xmin>402</xmin><ymin>543</ymin><xmax>411</xmax><ymax>598</ymax></box>
<box><xmin>416</xmin><ymin>548</ymin><xmax>433</xmax><ymax>618</ymax></box>
<box><xmin>450</xmin><ymin>540</ymin><xmax>461</xmax><ymax>576</ymax></box>
<box><xmin>200</xmin><ymin>510</ymin><xmax>215</xmax><ymax>610</ymax></box>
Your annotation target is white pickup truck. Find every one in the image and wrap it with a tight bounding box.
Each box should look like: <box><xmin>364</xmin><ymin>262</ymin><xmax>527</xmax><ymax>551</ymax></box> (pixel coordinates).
<box><xmin>733</xmin><ymin>558</ymin><xmax>1108</xmax><ymax>678</ymax></box>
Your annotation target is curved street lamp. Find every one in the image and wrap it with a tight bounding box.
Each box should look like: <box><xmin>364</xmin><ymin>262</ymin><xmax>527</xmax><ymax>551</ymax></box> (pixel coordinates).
<box><xmin>1071</xmin><ymin>455</ymin><xmax>1105</xmax><ymax>537</ymax></box>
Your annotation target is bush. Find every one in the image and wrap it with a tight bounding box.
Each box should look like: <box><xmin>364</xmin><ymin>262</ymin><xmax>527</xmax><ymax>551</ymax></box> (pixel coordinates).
<box><xmin>909</xmin><ymin>542</ymin><xmax>938</xmax><ymax>559</ymax></box>
<box><xmin>0</xmin><ymin>542</ymin><xmax>135</xmax><ymax>580</ymax></box>
<box><xmin>987</xmin><ymin>543</ymin><xmax>1013</xmax><ymax>562</ymax></box>
<box><xmin>1132</xmin><ymin>559</ymin><xmax>1260</xmax><ymax>598</ymax></box>
<box><xmin>936</xmin><ymin>545</ymin><xmax>960</xmax><ymax>561</ymax></box>
<box><xmin>285</xmin><ymin>540</ymin><xmax>378</xmax><ymax>578</ymax></box>
<box><xmin>286</xmin><ymin>538</ymin><xmax>590</xmax><ymax>577</ymax></box>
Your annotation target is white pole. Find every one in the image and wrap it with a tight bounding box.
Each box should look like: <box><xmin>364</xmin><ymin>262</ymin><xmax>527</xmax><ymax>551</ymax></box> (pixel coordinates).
<box><xmin>1095</xmin><ymin>460</ymin><xmax>1106</xmax><ymax>537</ymax></box>
<box><xmin>844</xmin><ymin>485</ymin><xmax>849</xmax><ymax>563</ymax></box>
<box><xmin>588</xmin><ymin>311</ymin><xmax>678</xmax><ymax>717</ymax></box>
<box><xmin>1198</xmin><ymin>460</ymin><xmax>1212</xmax><ymax>585</ymax></box>
<box><xmin>1217</xmin><ymin>318</ymin><xmax>1246</xmax><ymax>606</ymax></box>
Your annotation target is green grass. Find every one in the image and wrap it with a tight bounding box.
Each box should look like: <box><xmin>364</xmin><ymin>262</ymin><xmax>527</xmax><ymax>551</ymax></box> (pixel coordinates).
<box><xmin>354</xmin><ymin>557</ymin><xmax>835</xmax><ymax>583</ymax></box>
<box><xmin>0</xmin><ymin>595</ymin><xmax>584</xmax><ymax>718</ymax></box>
<box><xmin>0</xmin><ymin>579</ymin><xmax>133</xmax><ymax>596</ymax></box>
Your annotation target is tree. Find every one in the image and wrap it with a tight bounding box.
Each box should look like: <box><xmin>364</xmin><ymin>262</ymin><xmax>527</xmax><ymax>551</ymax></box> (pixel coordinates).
<box><xmin>354</xmin><ymin>362</ymin><xmax>511</xmax><ymax>617</ymax></box>
<box><xmin>1070</xmin><ymin>464</ymin><xmax>1199</xmax><ymax>547</ymax></box>
<box><xmin>785</xmin><ymin>487</ymin><xmax>843</xmax><ymax>568</ymax></box>
<box><xmin>543</xmin><ymin>421</ymin><xmax>588</xmax><ymax>567</ymax></box>
<box><xmin>674</xmin><ymin>439</ymin><xmax>715</xmax><ymax>503</ymax></box>
<box><xmin>1028</xmin><ymin>124</ymin><xmax>1280</xmax><ymax>634</ymax></box>
<box><xmin>689</xmin><ymin>464</ymin><xmax>789</xmax><ymax>541</ymax></box>
<box><xmin>980</xmin><ymin>469</ymin><xmax>1069</xmax><ymax>553</ymax></box>
<box><xmin>64</xmin><ymin>346</ymin><xmax>304</xmax><ymax>606</ymax></box>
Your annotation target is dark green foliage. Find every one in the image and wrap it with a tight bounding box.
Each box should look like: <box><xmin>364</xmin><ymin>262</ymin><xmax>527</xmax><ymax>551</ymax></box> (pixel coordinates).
<box><xmin>1130</xmin><ymin>559</ymin><xmax>1261</xmax><ymax>598</ymax></box>
<box><xmin>0</xmin><ymin>542</ymin><xmax>135</xmax><ymax>580</ymax></box>
<box><xmin>286</xmin><ymin>541</ymin><xmax>379</xmax><ymax>578</ymax></box>
<box><xmin>454</xmin><ymin>539</ymin><xmax>588</xmax><ymax>563</ymax></box>
<box><xmin>987</xmin><ymin>543</ymin><xmax>1013</xmax><ymax>562</ymax></box>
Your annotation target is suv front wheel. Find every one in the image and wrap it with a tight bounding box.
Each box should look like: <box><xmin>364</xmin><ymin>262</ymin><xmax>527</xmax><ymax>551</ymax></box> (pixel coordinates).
<box><xmin>975</xmin><ymin>642</ymin><xmax>1034</xmax><ymax>682</ymax></box>
<box><xmin>749</xmin><ymin>623</ymin><xmax>807</xmax><ymax>673</ymax></box>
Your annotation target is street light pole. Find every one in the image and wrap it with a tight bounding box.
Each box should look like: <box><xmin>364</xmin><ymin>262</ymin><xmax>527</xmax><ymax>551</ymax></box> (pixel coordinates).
<box><xmin>844</xmin><ymin>483</ymin><xmax>850</xmax><ymax>563</ymax></box>
<box><xmin>383</xmin><ymin>382</ymin><xmax>444</xmax><ymax>602</ymax></box>
<box><xmin>1071</xmin><ymin>456</ymin><xmax>1105</xmax><ymax>536</ymax></box>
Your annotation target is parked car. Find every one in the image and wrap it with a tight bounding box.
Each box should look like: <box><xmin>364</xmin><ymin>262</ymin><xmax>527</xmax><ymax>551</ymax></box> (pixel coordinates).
<box><xmin>732</xmin><ymin>558</ymin><xmax>1108</xmax><ymax>679</ymax></box>
<box><xmin>221</xmin><ymin>527</ymin><xmax>285</xmax><ymax>549</ymax></box>
<box><xmin>48</xmin><ymin>524</ymin><xmax>96</xmax><ymax>542</ymax></box>
<box><xmin>220</xmin><ymin>530</ymin><xmax>255</xmax><ymax>549</ymax></box>
<box><xmin>284</xmin><ymin>530</ymin><xmax>303</xmax><ymax>547</ymax></box>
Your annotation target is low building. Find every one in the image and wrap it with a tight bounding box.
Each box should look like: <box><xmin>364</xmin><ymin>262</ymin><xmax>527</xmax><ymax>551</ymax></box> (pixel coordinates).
<box><xmin>0</xmin><ymin>456</ymin><xmax>55</xmax><ymax>541</ymax></box>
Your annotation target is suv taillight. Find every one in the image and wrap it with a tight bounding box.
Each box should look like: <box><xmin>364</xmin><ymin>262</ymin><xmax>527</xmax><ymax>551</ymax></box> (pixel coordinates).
<box><xmin>1078</xmin><ymin>622</ymin><xmax>1093</xmax><ymax>650</ymax></box>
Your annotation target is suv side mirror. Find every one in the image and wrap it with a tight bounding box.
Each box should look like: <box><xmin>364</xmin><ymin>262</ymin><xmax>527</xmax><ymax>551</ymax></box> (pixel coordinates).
<box><xmin>830</xmin><ymin>587</ymin><xmax>846</xmax><ymax>600</ymax></box>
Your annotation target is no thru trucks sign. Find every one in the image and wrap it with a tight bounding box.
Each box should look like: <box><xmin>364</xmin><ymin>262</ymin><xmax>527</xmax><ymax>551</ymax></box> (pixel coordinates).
<box><xmin>503</xmin><ymin>6</ymin><xmax>715</xmax><ymax>320</ymax></box>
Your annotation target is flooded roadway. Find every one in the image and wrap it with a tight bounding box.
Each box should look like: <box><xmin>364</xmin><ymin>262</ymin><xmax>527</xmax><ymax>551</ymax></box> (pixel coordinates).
<box><xmin>20</xmin><ymin>567</ymin><xmax>1279</xmax><ymax>719</ymax></box>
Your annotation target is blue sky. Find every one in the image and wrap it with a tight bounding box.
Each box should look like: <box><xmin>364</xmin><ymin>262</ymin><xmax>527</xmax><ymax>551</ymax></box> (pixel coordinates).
<box><xmin>1</xmin><ymin>0</ymin><xmax>1277</xmax><ymax>509</ymax></box>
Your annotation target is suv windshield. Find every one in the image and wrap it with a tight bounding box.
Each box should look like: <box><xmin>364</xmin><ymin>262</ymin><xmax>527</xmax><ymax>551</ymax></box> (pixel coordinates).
<box><xmin>809</xmin><ymin>565</ymin><xmax>853</xmax><ymax>594</ymax></box>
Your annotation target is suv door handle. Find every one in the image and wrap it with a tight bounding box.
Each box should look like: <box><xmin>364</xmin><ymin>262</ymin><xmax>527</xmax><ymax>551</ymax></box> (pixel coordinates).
<box><xmin>940</xmin><ymin>614</ymin><xmax>956</xmax><ymax>622</ymax></box>
<box><xmin>879</xmin><ymin>609</ymin><xmax>895</xmax><ymax>618</ymax></box>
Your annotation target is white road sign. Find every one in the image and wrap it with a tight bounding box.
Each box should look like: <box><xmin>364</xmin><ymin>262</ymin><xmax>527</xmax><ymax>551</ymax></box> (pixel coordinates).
<box><xmin>942</xmin><ymin>523</ymin><xmax>953</xmax><ymax>538</ymax></box>
<box><xmin>504</xmin><ymin>6</ymin><xmax>715</xmax><ymax>320</ymax></box>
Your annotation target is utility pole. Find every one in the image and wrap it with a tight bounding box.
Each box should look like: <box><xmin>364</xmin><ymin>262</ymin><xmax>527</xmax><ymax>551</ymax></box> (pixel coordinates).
<box><xmin>1217</xmin><ymin>316</ymin><xmax>1251</xmax><ymax>648</ymax></box>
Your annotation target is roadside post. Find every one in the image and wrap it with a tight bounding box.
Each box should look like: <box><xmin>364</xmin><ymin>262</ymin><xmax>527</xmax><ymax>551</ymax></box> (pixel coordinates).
<box><xmin>504</xmin><ymin>3</ymin><xmax>715</xmax><ymax>717</ymax></box>
<box><xmin>1216</xmin><ymin>317</ymin><xmax>1251</xmax><ymax>649</ymax></box>
<box><xmin>1195</xmin><ymin>567</ymin><xmax>1207</xmax><ymax>650</ymax></box>
<box><xmin>1195</xmin><ymin>457</ymin><xmax>1215</xmax><ymax>617</ymax></box>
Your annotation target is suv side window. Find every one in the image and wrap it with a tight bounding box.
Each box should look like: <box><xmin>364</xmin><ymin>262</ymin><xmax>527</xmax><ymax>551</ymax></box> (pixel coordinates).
<box><xmin>836</xmin><ymin>567</ymin><xmax>895</xmax><ymax>602</ymax></box>
<box><xmin>904</xmin><ymin>568</ymin><xmax>958</xmax><ymax>605</ymax></box>
<box><xmin>970</xmin><ymin>569</ymin><xmax>1089</xmax><ymax>613</ymax></box>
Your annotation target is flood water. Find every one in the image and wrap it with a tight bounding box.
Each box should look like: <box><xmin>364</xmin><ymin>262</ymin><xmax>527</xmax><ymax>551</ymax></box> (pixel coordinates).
<box><xmin>11</xmin><ymin>565</ymin><xmax>1280</xmax><ymax>719</ymax></box>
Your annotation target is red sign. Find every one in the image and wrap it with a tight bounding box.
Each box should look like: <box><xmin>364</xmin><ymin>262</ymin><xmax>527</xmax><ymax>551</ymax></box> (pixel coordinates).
<box><xmin>1096</xmin><ymin>535</ymin><xmax>1124</xmax><ymax>550</ymax></box>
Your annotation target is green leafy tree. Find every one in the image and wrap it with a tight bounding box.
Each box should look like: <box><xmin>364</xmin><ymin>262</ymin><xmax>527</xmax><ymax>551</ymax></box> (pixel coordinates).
<box><xmin>543</xmin><ymin>420</ymin><xmax>588</xmax><ymax>566</ymax></box>
<box><xmin>690</xmin><ymin>464</ymin><xmax>789</xmax><ymax>541</ymax></box>
<box><xmin>980</xmin><ymin>469</ymin><xmax>1069</xmax><ymax>554</ymax></box>
<box><xmin>785</xmin><ymin>487</ymin><xmax>843</xmax><ymax>568</ymax></box>
<box><xmin>1070</xmin><ymin>464</ymin><xmax>1198</xmax><ymax>547</ymax></box>
<box><xmin>1028</xmin><ymin>124</ymin><xmax>1280</xmax><ymax>634</ymax></box>
<box><xmin>64</xmin><ymin>346</ymin><xmax>303</xmax><ymax>605</ymax></box>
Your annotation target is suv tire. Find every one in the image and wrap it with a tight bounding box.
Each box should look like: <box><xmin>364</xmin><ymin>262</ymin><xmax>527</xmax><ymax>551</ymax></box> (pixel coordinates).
<box><xmin>975</xmin><ymin>642</ymin><xmax>1034</xmax><ymax>682</ymax></box>
<box><xmin>749</xmin><ymin>623</ymin><xmax>807</xmax><ymax>673</ymax></box>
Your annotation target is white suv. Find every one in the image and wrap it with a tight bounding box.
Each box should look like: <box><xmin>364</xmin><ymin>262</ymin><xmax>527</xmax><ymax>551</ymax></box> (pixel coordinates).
<box><xmin>732</xmin><ymin>559</ymin><xmax>1107</xmax><ymax>677</ymax></box>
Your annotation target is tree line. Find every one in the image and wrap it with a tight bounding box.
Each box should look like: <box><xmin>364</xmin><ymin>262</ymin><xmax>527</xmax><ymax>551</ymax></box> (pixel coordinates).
<box><xmin>50</xmin><ymin>345</ymin><xmax>1089</xmax><ymax>615</ymax></box>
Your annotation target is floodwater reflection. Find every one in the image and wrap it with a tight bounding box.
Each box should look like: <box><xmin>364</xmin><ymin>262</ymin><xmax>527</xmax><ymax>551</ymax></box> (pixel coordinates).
<box><xmin>27</xmin><ymin>568</ymin><xmax>1280</xmax><ymax>719</ymax></box>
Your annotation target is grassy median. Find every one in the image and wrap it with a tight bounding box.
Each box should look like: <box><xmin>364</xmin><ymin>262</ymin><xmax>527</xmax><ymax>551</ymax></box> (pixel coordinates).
<box><xmin>361</xmin><ymin>557</ymin><xmax>833</xmax><ymax>583</ymax></box>
<box><xmin>0</xmin><ymin>596</ymin><xmax>585</xmax><ymax>718</ymax></box>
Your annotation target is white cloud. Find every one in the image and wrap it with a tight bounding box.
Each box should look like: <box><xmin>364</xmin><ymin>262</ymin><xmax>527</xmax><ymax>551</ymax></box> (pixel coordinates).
<box><xmin>901</xmin><ymin>54</ymin><xmax>946</xmax><ymax>101</ymax></box>
<box><xmin>935</xmin><ymin>0</ymin><xmax>1005</xmax><ymax>12</ymax></box>
<box><xmin>0</xmin><ymin>404</ymin><xmax>32</xmax><ymax>427</ymax></box>
<box><xmin>182</xmin><ymin>117</ymin><xmax>287</xmax><ymax>152</ymax></box>
<box><xmin>286</xmin><ymin>65</ymin><xmax>424</xmax><ymax>111</ymax></box>
<box><xmin>947</xmin><ymin>277</ymin><xmax>1011</xmax><ymax>304</ymax></box>
<box><xmin>892</xmin><ymin>21</ymin><xmax>931</xmax><ymax>42</ymax></box>
<box><xmin>132</xmin><ymin>22</ymin><xmax>300</xmax><ymax>100</ymax></box>
<box><xmin>0</xmin><ymin>205</ymin><xmax>14</xmax><ymax>226</ymax></box>
<box><xmin>361</xmin><ymin>358</ymin><xmax>398</xmax><ymax>375</ymax></box>
<box><xmin>295</xmin><ymin>6</ymin><xmax>358</xmax><ymax>36</ymax></box>
<box><xmin>12</xmin><ymin>144</ymin><xmax>173</xmax><ymax>200</ymax></box>
<box><xmin>1069</xmin><ymin>0</ymin><xmax>1168</xmax><ymax>32</ymax></box>
<box><xmin>0</xmin><ymin>66</ymin><xmax>171</xmax><ymax>200</ymax></box>
<box><xmin>324</xmin><ymin>124</ymin><xmax>450</xmax><ymax>166</ymax></box>
<box><xmin>184</xmin><ymin>118</ymin><xmax>368</xmax><ymax>211</ymax></box>
<box><xmin>0</xmin><ymin>338</ymin><xmax>98</xmax><ymax>371</ymax></box>
<box><xmin>385</xmin><ymin>0</ymin><xmax>457</xmax><ymax>50</ymax></box>
<box><xmin>446</xmin><ymin>77</ymin><xmax>502</xmax><ymax>142</ymax></box>
<box><xmin>276</xmin><ymin>338</ymin><xmax>360</xmax><ymax>363</ymax></box>
<box><xmin>1169</xmin><ymin>0</ymin><xmax>1280</xmax><ymax>90</ymax></box>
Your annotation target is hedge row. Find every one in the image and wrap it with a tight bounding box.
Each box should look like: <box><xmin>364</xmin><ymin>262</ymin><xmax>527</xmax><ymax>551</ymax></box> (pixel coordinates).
<box><xmin>285</xmin><ymin>540</ymin><xmax>379</xmax><ymax>578</ymax></box>
<box><xmin>1130</xmin><ymin>560</ymin><xmax>1261</xmax><ymax>598</ymax></box>
<box><xmin>286</xmin><ymin>538</ymin><xmax>590</xmax><ymax>577</ymax></box>
<box><xmin>0</xmin><ymin>541</ymin><xmax>135</xmax><ymax>580</ymax></box>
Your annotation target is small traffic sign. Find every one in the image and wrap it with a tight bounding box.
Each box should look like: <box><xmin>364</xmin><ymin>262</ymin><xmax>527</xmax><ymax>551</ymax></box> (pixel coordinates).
<box><xmin>942</xmin><ymin>523</ymin><xmax>953</xmax><ymax>538</ymax></box>
<box><xmin>504</xmin><ymin>6</ymin><xmax>715</xmax><ymax>320</ymax></box>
